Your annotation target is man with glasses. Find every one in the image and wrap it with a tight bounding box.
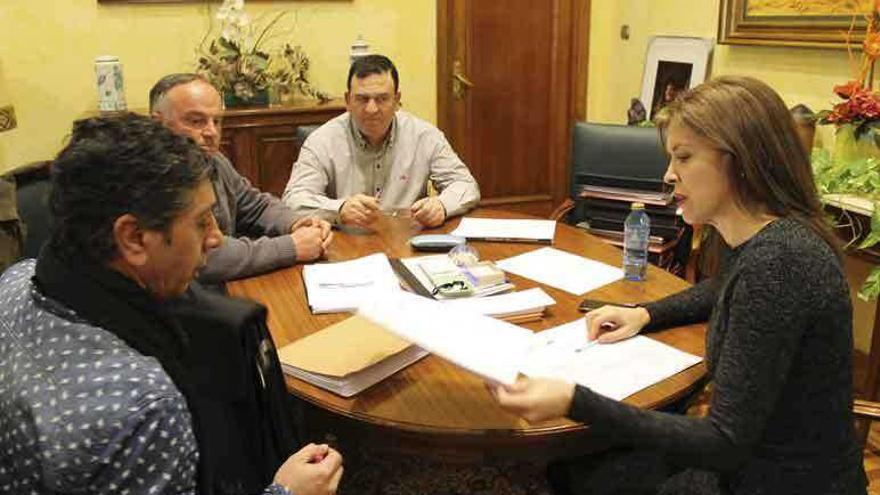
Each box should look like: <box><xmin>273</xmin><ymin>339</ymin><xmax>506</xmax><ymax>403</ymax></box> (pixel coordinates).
<box><xmin>282</xmin><ymin>55</ymin><xmax>480</xmax><ymax>228</ymax></box>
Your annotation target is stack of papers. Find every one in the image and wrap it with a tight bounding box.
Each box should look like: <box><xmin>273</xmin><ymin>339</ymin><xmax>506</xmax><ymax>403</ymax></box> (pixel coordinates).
<box><xmin>441</xmin><ymin>288</ymin><xmax>556</xmax><ymax>323</ymax></box>
<box><xmin>302</xmin><ymin>253</ymin><xmax>401</xmax><ymax>313</ymax></box>
<box><xmin>277</xmin><ymin>315</ymin><xmax>429</xmax><ymax>397</ymax></box>
<box><xmin>451</xmin><ymin>218</ymin><xmax>557</xmax><ymax>243</ymax></box>
<box><xmin>497</xmin><ymin>247</ymin><xmax>623</xmax><ymax>295</ymax></box>
<box><xmin>578</xmin><ymin>184</ymin><xmax>672</xmax><ymax>207</ymax></box>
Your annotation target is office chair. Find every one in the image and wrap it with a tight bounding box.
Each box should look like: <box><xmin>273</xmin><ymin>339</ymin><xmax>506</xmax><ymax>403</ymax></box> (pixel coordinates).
<box><xmin>571</xmin><ymin>123</ymin><xmax>668</xmax><ymax>187</ymax></box>
<box><xmin>551</xmin><ymin>122</ymin><xmax>692</xmax><ymax>277</ymax></box>
<box><xmin>295</xmin><ymin>124</ymin><xmax>321</xmax><ymax>144</ymax></box>
<box><xmin>551</xmin><ymin>122</ymin><xmax>666</xmax><ymax>221</ymax></box>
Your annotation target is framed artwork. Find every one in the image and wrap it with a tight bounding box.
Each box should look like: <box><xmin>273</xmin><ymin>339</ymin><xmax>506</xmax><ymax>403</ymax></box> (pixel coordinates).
<box><xmin>718</xmin><ymin>0</ymin><xmax>872</xmax><ymax>48</ymax></box>
<box><xmin>640</xmin><ymin>37</ymin><xmax>714</xmax><ymax>121</ymax></box>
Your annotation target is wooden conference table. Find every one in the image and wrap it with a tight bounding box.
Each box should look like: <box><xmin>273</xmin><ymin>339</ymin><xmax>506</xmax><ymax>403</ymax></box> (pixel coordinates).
<box><xmin>227</xmin><ymin>209</ymin><xmax>707</xmax><ymax>461</ymax></box>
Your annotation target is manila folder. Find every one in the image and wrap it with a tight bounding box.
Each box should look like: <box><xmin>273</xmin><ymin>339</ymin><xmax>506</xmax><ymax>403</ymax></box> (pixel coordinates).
<box><xmin>278</xmin><ymin>315</ymin><xmax>412</xmax><ymax>377</ymax></box>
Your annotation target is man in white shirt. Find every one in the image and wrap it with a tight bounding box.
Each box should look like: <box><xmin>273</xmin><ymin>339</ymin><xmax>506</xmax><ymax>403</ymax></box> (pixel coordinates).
<box><xmin>282</xmin><ymin>55</ymin><xmax>480</xmax><ymax>228</ymax></box>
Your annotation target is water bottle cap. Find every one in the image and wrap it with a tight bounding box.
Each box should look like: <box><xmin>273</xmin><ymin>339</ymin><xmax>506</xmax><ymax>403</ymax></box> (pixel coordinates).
<box><xmin>631</xmin><ymin>202</ymin><xmax>645</xmax><ymax>210</ymax></box>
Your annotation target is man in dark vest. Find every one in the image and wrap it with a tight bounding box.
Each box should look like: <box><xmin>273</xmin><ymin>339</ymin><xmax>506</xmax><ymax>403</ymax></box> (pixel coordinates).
<box><xmin>0</xmin><ymin>114</ymin><xmax>343</xmax><ymax>494</ymax></box>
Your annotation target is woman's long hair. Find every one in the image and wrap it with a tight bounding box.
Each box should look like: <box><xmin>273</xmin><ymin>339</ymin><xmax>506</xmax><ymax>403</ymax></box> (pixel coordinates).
<box><xmin>656</xmin><ymin>76</ymin><xmax>840</xmax><ymax>274</ymax></box>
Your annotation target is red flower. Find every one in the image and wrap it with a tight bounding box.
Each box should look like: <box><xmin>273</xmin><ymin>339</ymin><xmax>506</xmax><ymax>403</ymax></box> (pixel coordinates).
<box><xmin>825</xmin><ymin>90</ymin><xmax>880</xmax><ymax>124</ymax></box>
<box><xmin>835</xmin><ymin>80</ymin><xmax>863</xmax><ymax>99</ymax></box>
<box><xmin>854</xmin><ymin>91</ymin><xmax>880</xmax><ymax>118</ymax></box>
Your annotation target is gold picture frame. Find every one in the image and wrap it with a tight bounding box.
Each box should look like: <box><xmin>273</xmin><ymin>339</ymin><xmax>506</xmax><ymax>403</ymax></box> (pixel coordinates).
<box><xmin>718</xmin><ymin>0</ymin><xmax>871</xmax><ymax>49</ymax></box>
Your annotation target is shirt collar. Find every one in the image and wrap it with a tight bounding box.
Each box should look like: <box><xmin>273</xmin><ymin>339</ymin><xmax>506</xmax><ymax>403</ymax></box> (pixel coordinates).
<box><xmin>349</xmin><ymin>112</ymin><xmax>398</xmax><ymax>152</ymax></box>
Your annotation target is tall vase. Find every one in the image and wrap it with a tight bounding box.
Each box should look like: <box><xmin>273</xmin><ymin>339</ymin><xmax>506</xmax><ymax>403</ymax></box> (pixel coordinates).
<box><xmin>834</xmin><ymin>123</ymin><xmax>880</xmax><ymax>164</ymax></box>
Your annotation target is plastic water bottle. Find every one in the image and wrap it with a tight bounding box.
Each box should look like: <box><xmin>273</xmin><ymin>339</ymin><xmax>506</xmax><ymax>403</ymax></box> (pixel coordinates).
<box><xmin>623</xmin><ymin>202</ymin><xmax>650</xmax><ymax>281</ymax></box>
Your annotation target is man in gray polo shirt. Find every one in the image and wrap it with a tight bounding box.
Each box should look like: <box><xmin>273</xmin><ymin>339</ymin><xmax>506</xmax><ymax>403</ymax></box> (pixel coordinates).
<box><xmin>282</xmin><ymin>55</ymin><xmax>480</xmax><ymax>228</ymax></box>
<box><xmin>151</xmin><ymin>74</ymin><xmax>333</xmax><ymax>283</ymax></box>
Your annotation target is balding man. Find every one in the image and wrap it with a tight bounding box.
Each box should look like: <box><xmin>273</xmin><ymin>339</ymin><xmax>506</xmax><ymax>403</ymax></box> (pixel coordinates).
<box><xmin>150</xmin><ymin>73</ymin><xmax>332</xmax><ymax>283</ymax></box>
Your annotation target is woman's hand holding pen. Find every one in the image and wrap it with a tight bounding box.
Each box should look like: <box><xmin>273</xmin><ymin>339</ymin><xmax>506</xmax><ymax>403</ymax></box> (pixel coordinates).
<box><xmin>585</xmin><ymin>305</ymin><xmax>651</xmax><ymax>344</ymax></box>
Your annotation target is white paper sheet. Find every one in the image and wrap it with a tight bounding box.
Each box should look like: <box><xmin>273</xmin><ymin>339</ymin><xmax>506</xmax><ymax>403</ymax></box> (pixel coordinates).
<box><xmin>357</xmin><ymin>291</ymin><xmax>535</xmax><ymax>385</ymax></box>
<box><xmin>522</xmin><ymin>319</ymin><xmax>703</xmax><ymax>401</ymax></box>
<box><xmin>450</xmin><ymin>218</ymin><xmax>557</xmax><ymax>243</ymax></box>
<box><xmin>496</xmin><ymin>247</ymin><xmax>624</xmax><ymax>295</ymax></box>
<box><xmin>441</xmin><ymin>288</ymin><xmax>556</xmax><ymax>317</ymax></box>
<box><xmin>303</xmin><ymin>253</ymin><xmax>401</xmax><ymax>313</ymax></box>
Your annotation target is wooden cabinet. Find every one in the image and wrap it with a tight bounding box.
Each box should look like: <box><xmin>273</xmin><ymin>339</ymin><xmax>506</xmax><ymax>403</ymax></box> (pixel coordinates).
<box><xmin>219</xmin><ymin>100</ymin><xmax>346</xmax><ymax>197</ymax></box>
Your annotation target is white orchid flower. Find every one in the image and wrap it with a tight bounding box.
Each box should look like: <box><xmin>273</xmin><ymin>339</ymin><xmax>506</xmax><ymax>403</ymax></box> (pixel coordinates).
<box><xmin>217</xmin><ymin>0</ymin><xmax>245</xmax><ymax>22</ymax></box>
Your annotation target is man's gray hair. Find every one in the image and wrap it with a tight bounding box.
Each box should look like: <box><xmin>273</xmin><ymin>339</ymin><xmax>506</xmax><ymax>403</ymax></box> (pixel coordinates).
<box><xmin>149</xmin><ymin>73</ymin><xmax>211</xmax><ymax>113</ymax></box>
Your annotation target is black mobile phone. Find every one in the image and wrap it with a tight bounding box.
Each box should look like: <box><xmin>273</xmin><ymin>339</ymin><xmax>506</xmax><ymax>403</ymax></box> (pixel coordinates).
<box><xmin>577</xmin><ymin>299</ymin><xmax>638</xmax><ymax>313</ymax></box>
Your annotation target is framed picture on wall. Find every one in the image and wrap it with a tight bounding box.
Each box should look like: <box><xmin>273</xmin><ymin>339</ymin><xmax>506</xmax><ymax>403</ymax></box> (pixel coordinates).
<box><xmin>718</xmin><ymin>0</ymin><xmax>870</xmax><ymax>49</ymax></box>
<box><xmin>640</xmin><ymin>37</ymin><xmax>713</xmax><ymax>121</ymax></box>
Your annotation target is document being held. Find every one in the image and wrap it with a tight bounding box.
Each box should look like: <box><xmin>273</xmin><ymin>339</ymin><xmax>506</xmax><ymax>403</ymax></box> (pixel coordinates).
<box><xmin>358</xmin><ymin>291</ymin><xmax>535</xmax><ymax>385</ymax></box>
<box><xmin>303</xmin><ymin>253</ymin><xmax>401</xmax><ymax>314</ymax></box>
<box><xmin>358</xmin><ymin>293</ymin><xmax>702</xmax><ymax>400</ymax></box>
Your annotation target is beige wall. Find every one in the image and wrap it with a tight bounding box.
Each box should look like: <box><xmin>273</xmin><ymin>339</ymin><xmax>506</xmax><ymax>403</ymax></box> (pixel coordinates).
<box><xmin>0</xmin><ymin>0</ymin><xmax>437</xmax><ymax>173</ymax></box>
<box><xmin>2</xmin><ymin>0</ymin><xmax>874</xmax><ymax>347</ymax></box>
<box><xmin>587</xmin><ymin>0</ymin><xmax>851</xmax><ymax>128</ymax></box>
<box><xmin>587</xmin><ymin>0</ymin><xmax>875</xmax><ymax>351</ymax></box>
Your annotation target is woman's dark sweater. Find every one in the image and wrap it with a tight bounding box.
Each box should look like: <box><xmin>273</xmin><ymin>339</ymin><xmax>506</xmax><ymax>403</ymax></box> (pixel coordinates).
<box><xmin>569</xmin><ymin>218</ymin><xmax>866</xmax><ymax>494</ymax></box>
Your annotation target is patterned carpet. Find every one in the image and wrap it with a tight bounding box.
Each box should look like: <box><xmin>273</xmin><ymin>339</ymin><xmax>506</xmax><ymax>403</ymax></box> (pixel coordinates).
<box><xmin>325</xmin><ymin>412</ymin><xmax>880</xmax><ymax>494</ymax></box>
<box><xmin>330</xmin><ymin>424</ymin><xmax>880</xmax><ymax>495</ymax></box>
<box><xmin>865</xmin><ymin>421</ymin><xmax>880</xmax><ymax>494</ymax></box>
<box><xmin>337</xmin><ymin>450</ymin><xmax>553</xmax><ymax>495</ymax></box>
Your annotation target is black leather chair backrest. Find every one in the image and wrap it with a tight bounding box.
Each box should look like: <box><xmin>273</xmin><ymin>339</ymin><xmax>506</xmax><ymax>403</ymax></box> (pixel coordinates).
<box><xmin>14</xmin><ymin>161</ymin><xmax>52</xmax><ymax>259</ymax></box>
<box><xmin>570</xmin><ymin>122</ymin><xmax>668</xmax><ymax>197</ymax></box>
<box><xmin>294</xmin><ymin>125</ymin><xmax>321</xmax><ymax>164</ymax></box>
<box><xmin>295</xmin><ymin>124</ymin><xmax>321</xmax><ymax>143</ymax></box>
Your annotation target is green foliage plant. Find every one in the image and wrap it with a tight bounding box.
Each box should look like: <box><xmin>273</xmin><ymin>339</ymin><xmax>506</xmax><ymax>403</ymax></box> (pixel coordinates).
<box><xmin>813</xmin><ymin>147</ymin><xmax>880</xmax><ymax>299</ymax></box>
<box><xmin>197</xmin><ymin>0</ymin><xmax>328</xmax><ymax>104</ymax></box>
